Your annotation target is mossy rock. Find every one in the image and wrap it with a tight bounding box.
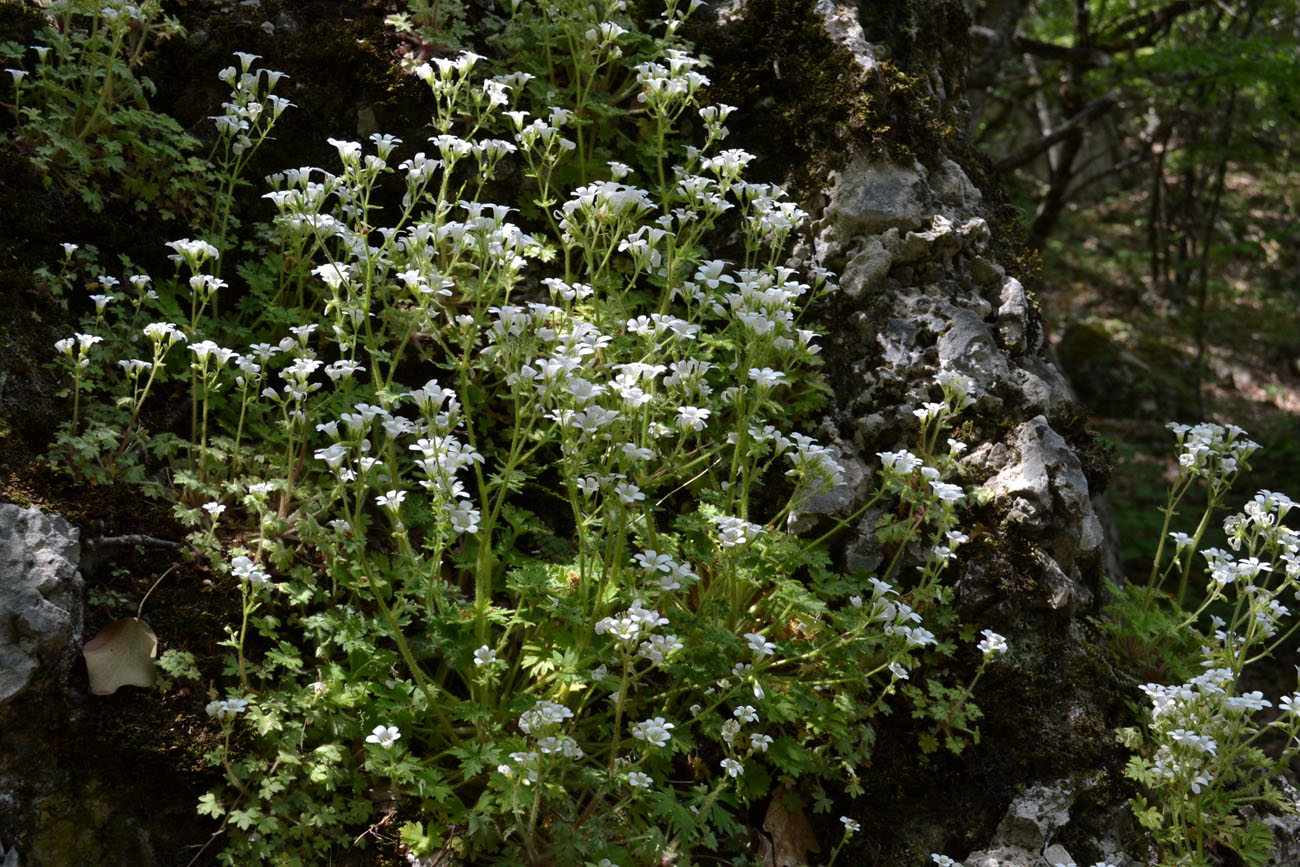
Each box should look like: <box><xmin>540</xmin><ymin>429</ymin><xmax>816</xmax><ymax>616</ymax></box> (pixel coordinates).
<box><xmin>1055</xmin><ymin>317</ymin><xmax>1199</xmax><ymax>420</ymax></box>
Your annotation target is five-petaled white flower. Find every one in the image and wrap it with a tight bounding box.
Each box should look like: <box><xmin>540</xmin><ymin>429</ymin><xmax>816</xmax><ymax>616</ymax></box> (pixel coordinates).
<box><xmin>366</xmin><ymin>724</ymin><xmax>401</xmax><ymax>748</ymax></box>
<box><xmin>473</xmin><ymin>645</ymin><xmax>497</xmax><ymax>666</ymax></box>
<box><xmin>841</xmin><ymin>816</ymin><xmax>860</xmax><ymax>833</ymax></box>
<box><xmin>206</xmin><ymin>698</ymin><xmax>248</xmax><ymax>720</ymax></box>
<box><xmin>721</xmin><ymin>757</ymin><xmax>743</xmax><ymax>778</ymax></box>
<box><xmin>376</xmin><ymin>490</ymin><xmax>406</xmax><ymax>512</ymax></box>
<box><xmin>744</xmin><ymin>632</ymin><xmax>776</xmax><ymax>659</ymax></box>
<box><xmin>748</xmin><ymin>367</ymin><xmax>786</xmax><ymax>389</ymax></box>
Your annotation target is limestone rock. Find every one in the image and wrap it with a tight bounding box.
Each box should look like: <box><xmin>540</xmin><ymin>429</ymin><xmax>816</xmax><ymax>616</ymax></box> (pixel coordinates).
<box><xmin>0</xmin><ymin>504</ymin><xmax>83</xmax><ymax>706</ymax></box>
<box><xmin>997</xmin><ymin>276</ymin><xmax>1030</xmax><ymax>353</ymax></box>
<box><xmin>818</xmin><ymin>159</ymin><xmax>929</xmax><ymax>254</ymax></box>
<box><xmin>814</xmin><ymin>0</ymin><xmax>876</xmax><ymax>73</ymax></box>
<box><xmin>841</xmin><ymin>234</ymin><xmax>894</xmax><ymax>297</ymax></box>
<box><xmin>962</xmin><ymin>779</ymin><xmax>1139</xmax><ymax>867</ymax></box>
<box><xmin>981</xmin><ymin>416</ymin><xmax>1104</xmax><ymax>576</ymax></box>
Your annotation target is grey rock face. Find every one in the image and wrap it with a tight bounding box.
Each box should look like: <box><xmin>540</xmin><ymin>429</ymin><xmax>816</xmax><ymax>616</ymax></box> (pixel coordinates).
<box><xmin>814</xmin><ymin>0</ymin><xmax>877</xmax><ymax>72</ymax></box>
<box><xmin>981</xmin><ymin>416</ymin><xmax>1104</xmax><ymax>580</ymax></box>
<box><xmin>0</xmin><ymin>504</ymin><xmax>83</xmax><ymax>706</ymax></box>
<box><xmin>817</xmin><ymin>159</ymin><xmax>930</xmax><ymax>253</ymax></box>
<box><xmin>782</xmin><ymin>5</ymin><xmax>1141</xmax><ymax>862</ymax></box>
<box><xmin>962</xmin><ymin>778</ymin><xmax>1138</xmax><ymax>867</ymax></box>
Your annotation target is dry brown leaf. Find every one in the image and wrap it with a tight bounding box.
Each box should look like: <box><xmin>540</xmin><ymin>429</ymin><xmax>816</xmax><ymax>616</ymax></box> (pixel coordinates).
<box><xmin>83</xmin><ymin>618</ymin><xmax>157</xmax><ymax>695</ymax></box>
<box><xmin>762</xmin><ymin>785</ymin><xmax>822</xmax><ymax>867</ymax></box>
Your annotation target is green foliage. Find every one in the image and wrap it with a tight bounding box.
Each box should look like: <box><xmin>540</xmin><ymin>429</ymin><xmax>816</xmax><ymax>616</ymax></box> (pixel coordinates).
<box><xmin>156</xmin><ymin>648</ymin><xmax>201</xmax><ymax>692</ymax></box>
<box><xmin>0</xmin><ymin>0</ymin><xmax>216</xmax><ymax>219</ymax></box>
<box><xmin>1108</xmin><ymin>423</ymin><xmax>1300</xmax><ymax>866</ymax></box>
<box><xmin>30</xmin><ymin>0</ymin><xmax>1010</xmax><ymax>863</ymax></box>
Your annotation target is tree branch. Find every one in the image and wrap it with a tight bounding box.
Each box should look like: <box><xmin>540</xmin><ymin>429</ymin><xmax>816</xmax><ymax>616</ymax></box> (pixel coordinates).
<box><xmin>967</xmin><ymin>0</ymin><xmax>1032</xmax><ymax>90</ymax></box>
<box><xmin>1009</xmin><ymin>34</ymin><xmax>1111</xmax><ymax>70</ymax></box>
<box><xmin>994</xmin><ymin>90</ymin><xmax>1121</xmax><ymax>172</ymax></box>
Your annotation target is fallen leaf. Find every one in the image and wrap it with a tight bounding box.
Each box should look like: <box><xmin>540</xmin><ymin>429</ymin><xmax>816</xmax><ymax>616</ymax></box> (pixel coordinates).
<box><xmin>83</xmin><ymin>618</ymin><xmax>158</xmax><ymax>695</ymax></box>
<box><xmin>762</xmin><ymin>785</ymin><xmax>822</xmax><ymax>867</ymax></box>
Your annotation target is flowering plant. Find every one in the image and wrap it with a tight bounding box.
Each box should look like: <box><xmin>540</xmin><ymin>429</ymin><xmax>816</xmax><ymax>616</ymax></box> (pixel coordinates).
<box><xmin>41</xmin><ymin>0</ymin><xmax>1009</xmax><ymax>862</ymax></box>
<box><xmin>0</xmin><ymin>0</ymin><xmax>211</xmax><ymax>215</ymax></box>
<box><xmin>1114</xmin><ymin>423</ymin><xmax>1300</xmax><ymax>866</ymax></box>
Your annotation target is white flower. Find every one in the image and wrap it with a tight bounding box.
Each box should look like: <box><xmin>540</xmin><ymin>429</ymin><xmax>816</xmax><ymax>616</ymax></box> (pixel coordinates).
<box><xmin>733</xmin><ymin>705</ymin><xmax>759</xmax><ymax>723</ymax></box>
<box><xmin>1223</xmin><ymin>691</ymin><xmax>1271</xmax><ymax>713</ymax></box>
<box><xmin>165</xmin><ymin>238</ymin><xmax>219</xmax><ymax>267</ymax></box>
<box><xmin>473</xmin><ymin>645</ymin><xmax>497</xmax><ymax>666</ymax></box>
<box><xmin>677</xmin><ymin>405</ymin><xmax>711</xmax><ymax>431</ymax></box>
<box><xmin>614</xmin><ymin>481</ymin><xmax>645</xmax><ymax>505</ymax></box>
<box><xmin>206</xmin><ymin>698</ymin><xmax>248</xmax><ymax>720</ymax></box>
<box><xmin>750</xmin><ymin>733</ymin><xmax>773</xmax><ymax>752</ymax></box>
<box><xmin>325</xmin><ymin>359</ymin><xmax>365</xmax><ymax>381</ymax></box>
<box><xmin>518</xmin><ymin>700</ymin><xmax>574</xmax><ymax>734</ymax></box>
<box><xmin>76</xmin><ymin>332</ymin><xmax>104</xmax><ymax>352</ymax></box>
<box><xmin>376</xmin><ymin>490</ymin><xmax>406</xmax><ymax>512</ymax></box>
<box><xmin>1170</xmin><ymin>531</ymin><xmax>1194</xmax><ymax>550</ymax></box>
<box><xmin>930</xmin><ymin>480</ymin><xmax>964</xmax><ymax>503</ymax></box>
<box><xmin>748</xmin><ymin>367</ymin><xmax>786</xmax><ymax>389</ymax></box>
<box><xmin>118</xmin><ymin>359</ymin><xmax>154</xmax><ymax>377</ymax></box>
<box><xmin>365</xmin><ymin>724</ymin><xmax>401</xmax><ymax>748</ymax></box>
<box><xmin>720</xmin><ymin>757</ymin><xmax>744</xmax><ymax>778</ymax></box>
<box><xmin>977</xmin><ymin>629</ymin><xmax>1008</xmax><ymax>659</ymax></box>
<box><xmin>627</xmin><ymin>771</ymin><xmax>652</xmax><ymax>788</ymax></box>
<box><xmin>231</xmin><ymin>555</ymin><xmax>270</xmax><ymax>586</ymax></box>
<box><xmin>714</xmin><ymin>514</ymin><xmax>764</xmax><ymax>547</ymax></box>
<box><xmin>631</xmin><ymin>716</ymin><xmax>674</xmax><ymax>748</ymax></box>
<box><xmin>841</xmin><ymin>816</ymin><xmax>860</xmax><ymax>833</ymax></box>
<box><xmin>448</xmin><ymin>500</ymin><xmax>480</xmax><ymax>534</ymax></box>
<box><xmin>913</xmin><ymin>401</ymin><xmax>945</xmax><ymax>422</ymax></box>
<box><xmin>745</xmin><ymin>631</ymin><xmax>776</xmax><ymax>659</ymax></box>
<box><xmin>203</xmin><ymin>502</ymin><xmax>226</xmax><ymax>518</ymax></box>
<box><xmin>931</xmin><ymin>857</ymin><xmax>957</xmax><ymax>867</ymax></box>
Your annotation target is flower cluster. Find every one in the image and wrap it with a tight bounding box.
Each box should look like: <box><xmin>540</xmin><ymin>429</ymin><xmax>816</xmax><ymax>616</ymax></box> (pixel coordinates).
<box><xmin>38</xmin><ymin>2</ymin><xmax>1003</xmax><ymax>863</ymax></box>
<box><xmin>1166</xmin><ymin>421</ymin><xmax>1257</xmax><ymax>489</ymax></box>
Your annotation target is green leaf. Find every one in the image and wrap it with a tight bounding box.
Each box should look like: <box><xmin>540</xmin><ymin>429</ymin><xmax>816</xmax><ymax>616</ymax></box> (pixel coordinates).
<box><xmin>198</xmin><ymin>792</ymin><xmax>226</xmax><ymax>818</ymax></box>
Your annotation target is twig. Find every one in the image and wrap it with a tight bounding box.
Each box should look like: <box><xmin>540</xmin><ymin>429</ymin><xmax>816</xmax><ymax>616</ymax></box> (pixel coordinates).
<box><xmin>84</xmin><ymin>533</ymin><xmax>180</xmax><ymax>552</ymax></box>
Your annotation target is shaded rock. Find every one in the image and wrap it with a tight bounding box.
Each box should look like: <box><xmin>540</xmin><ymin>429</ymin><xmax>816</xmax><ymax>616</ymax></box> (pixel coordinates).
<box><xmin>0</xmin><ymin>504</ymin><xmax>83</xmax><ymax>706</ymax></box>
<box><xmin>814</xmin><ymin>0</ymin><xmax>876</xmax><ymax>72</ymax></box>
<box><xmin>841</xmin><ymin>233</ymin><xmax>894</xmax><ymax>297</ymax></box>
<box><xmin>981</xmin><ymin>416</ymin><xmax>1104</xmax><ymax>579</ymax></box>
<box><xmin>938</xmin><ymin>307</ymin><xmax>1016</xmax><ymax>397</ymax></box>
<box><xmin>818</xmin><ymin>158</ymin><xmax>929</xmax><ymax>256</ymax></box>
<box><xmin>962</xmin><ymin>778</ymin><xmax>1138</xmax><ymax>867</ymax></box>
<box><xmin>931</xmin><ymin>157</ymin><xmax>983</xmax><ymax>216</ymax></box>
<box><xmin>1260</xmin><ymin>777</ymin><xmax>1300</xmax><ymax>867</ymax></box>
<box><xmin>1054</xmin><ymin>318</ymin><xmax>1197</xmax><ymax>420</ymax></box>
